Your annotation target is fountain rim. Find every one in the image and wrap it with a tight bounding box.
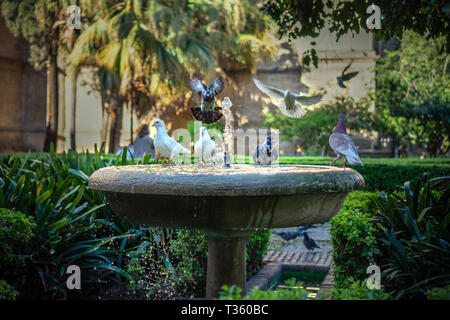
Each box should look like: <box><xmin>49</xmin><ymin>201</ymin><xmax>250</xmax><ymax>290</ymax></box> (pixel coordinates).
<box><xmin>88</xmin><ymin>164</ymin><xmax>365</xmax><ymax>197</ymax></box>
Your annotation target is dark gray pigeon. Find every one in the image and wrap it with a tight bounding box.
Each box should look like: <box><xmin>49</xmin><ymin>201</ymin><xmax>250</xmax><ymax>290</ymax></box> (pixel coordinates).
<box><xmin>189</xmin><ymin>76</ymin><xmax>224</xmax><ymax>112</ymax></box>
<box><xmin>274</xmin><ymin>225</ymin><xmax>315</xmax><ymax>241</ymax></box>
<box><xmin>329</xmin><ymin>114</ymin><xmax>364</xmax><ymax>168</ymax></box>
<box><xmin>303</xmin><ymin>232</ymin><xmax>320</xmax><ymax>251</ymax></box>
<box><xmin>337</xmin><ymin>63</ymin><xmax>358</xmax><ymax>88</ymax></box>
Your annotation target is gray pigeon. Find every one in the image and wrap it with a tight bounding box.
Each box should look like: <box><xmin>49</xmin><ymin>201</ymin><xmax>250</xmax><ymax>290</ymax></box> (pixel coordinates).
<box><xmin>189</xmin><ymin>77</ymin><xmax>224</xmax><ymax>112</ymax></box>
<box><xmin>337</xmin><ymin>63</ymin><xmax>358</xmax><ymax>88</ymax></box>
<box><xmin>303</xmin><ymin>232</ymin><xmax>320</xmax><ymax>251</ymax></box>
<box><xmin>329</xmin><ymin>114</ymin><xmax>364</xmax><ymax>168</ymax></box>
<box><xmin>253</xmin><ymin>78</ymin><xmax>322</xmax><ymax>118</ymax></box>
<box><xmin>253</xmin><ymin>136</ymin><xmax>279</xmax><ymax>165</ymax></box>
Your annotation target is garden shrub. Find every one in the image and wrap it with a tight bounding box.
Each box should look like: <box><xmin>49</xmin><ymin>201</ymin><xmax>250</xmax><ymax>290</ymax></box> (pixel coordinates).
<box><xmin>219</xmin><ymin>278</ymin><xmax>308</xmax><ymax>300</ymax></box>
<box><xmin>426</xmin><ymin>285</ymin><xmax>450</xmax><ymax>300</ymax></box>
<box><xmin>329</xmin><ymin>191</ymin><xmax>378</xmax><ymax>288</ymax></box>
<box><xmin>0</xmin><ymin>280</ymin><xmax>19</xmax><ymax>300</ymax></box>
<box><xmin>372</xmin><ymin>175</ymin><xmax>450</xmax><ymax>299</ymax></box>
<box><xmin>0</xmin><ymin>208</ymin><xmax>36</xmax><ymax>267</ymax></box>
<box><xmin>331</xmin><ymin>279</ymin><xmax>392</xmax><ymax>300</ymax></box>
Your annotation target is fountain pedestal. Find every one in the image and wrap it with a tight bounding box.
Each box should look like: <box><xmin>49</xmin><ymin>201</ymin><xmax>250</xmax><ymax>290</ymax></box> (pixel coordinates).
<box><xmin>89</xmin><ymin>164</ymin><xmax>364</xmax><ymax>298</ymax></box>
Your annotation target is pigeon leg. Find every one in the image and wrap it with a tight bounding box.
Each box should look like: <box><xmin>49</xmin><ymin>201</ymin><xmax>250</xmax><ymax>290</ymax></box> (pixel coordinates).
<box><xmin>329</xmin><ymin>155</ymin><xmax>340</xmax><ymax>166</ymax></box>
<box><xmin>339</xmin><ymin>159</ymin><xmax>347</xmax><ymax>169</ymax></box>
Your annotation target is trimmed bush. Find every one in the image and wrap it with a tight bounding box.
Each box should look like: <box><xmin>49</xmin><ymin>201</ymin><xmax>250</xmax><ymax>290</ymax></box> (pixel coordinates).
<box><xmin>426</xmin><ymin>285</ymin><xmax>450</xmax><ymax>300</ymax></box>
<box><xmin>331</xmin><ymin>279</ymin><xmax>392</xmax><ymax>300</ymax></box>
<box><xmin>0</xmin><ymin>280</ymin><xmax>19</xmax><ymax>300</ymax></box>
<box><xmin>0</xmin><ymin>208</ymin><xmax>36</xmax><ymax>267</ymax></box>
<box><xmin>329</xmin><ymin>191</ymin><xmax>378</xmax><ymax>288</ymax></box>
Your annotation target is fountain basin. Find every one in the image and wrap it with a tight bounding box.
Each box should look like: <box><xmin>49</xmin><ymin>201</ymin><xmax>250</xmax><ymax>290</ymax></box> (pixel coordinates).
<box><xmin>88</xmin><ymin>164</ymin><xmax>364</xmax><ymax>297</ymax></box>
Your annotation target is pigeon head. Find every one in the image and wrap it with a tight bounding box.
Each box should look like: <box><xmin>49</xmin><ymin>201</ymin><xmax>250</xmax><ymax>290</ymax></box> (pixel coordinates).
<box><xmin>152</xmin><ymin>120</ymin><xmax>165</xmax><ymax>129</ymax></box>
<box><xmin>334</xmin><ymin>114</ymin><xmax>347</xmax><ymax>134</ymax></box>
<box><xmin>200</xmin><ymin>127</ymin><xmax>209</xmax><ymax>138</ymax></box>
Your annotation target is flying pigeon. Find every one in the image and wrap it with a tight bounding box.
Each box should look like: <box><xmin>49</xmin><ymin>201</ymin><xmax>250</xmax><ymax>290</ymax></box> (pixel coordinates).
<box><xmin>253</xmin><ymin>77</ymin><xmax>322</xmax><ymax>118</ymax></box>
<box><xmin>329</xmin><ymin>114</ymin><xmax>364</xmax><ymax>168</ymax></box>
<box><xmin>337</xmin><ymin>63</ymin><xmax>358</xmax><ymax>88</ymax></box>
<box><xmin>303</xmin><ymin>232</ymin><xmax>320</xmax><ymax>251</ymax></box>
<box><xmin>152</xmin><ymin>120</ymin><xmax>189</xmax><ymax>163</ymax></box>
<box><xmin>194</xmin><ymin>127</ymin><xmax>216</xmax><ymax>163</ymax></box>
<box><xmin>189</xmin><ymin>76</ymin><xmax>224</xmax><ymax>110</ymax></box>
<box><xmin>253</xmin><ymin>136</ymin><xmax>279</xmax><ymax>165</ymax></box>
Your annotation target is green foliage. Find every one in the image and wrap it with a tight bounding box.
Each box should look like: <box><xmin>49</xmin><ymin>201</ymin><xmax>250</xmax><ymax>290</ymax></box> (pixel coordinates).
<box><xmin>0</xmin><ymin>208</ymin><xmax>36</xmax><ymax>267</ymax></box>
<box><xmin>375</xmin><ymin>31</ymin><xmax>450</xmax><ymax>156</ymax></box>
<box><xmin>247</xmin><ymin>230</ymin><xmax>272</xmax><ymax>275</ymax></box>
<box><xmin>331</xmin><ymin>279</ymin><xmax>392</xmax><ymax>300</ymax></box>
<box><xmin>219</xmin><ymin>278</ymin><xmax>308</xmax><ymax>300</ymax></box>
<box><xmin>262</xmin><ymin>0</ymin><xmax>449</xmax><ymax>67</ymax></box>
<box><xmin>0</xmin><ymin>147</ymin><xmax>164</xmax><ymax>298</ymax></box>
<box><xmin>330</xmin><ymin>191</ymin><xmax>378</xmax><ymax>288</ymax></box>
<box><xmin>372</xmin><ymin>175</ymin><xmax>450</xmax><ymax>299</ymax></box>
<box><xmin>0</xmin><ymin>280</ymin><xmax>19</xmax><ymax>300</ymax></box>
<box><xmin>264</xmin><ymin>96</ymin><xmax>375</xmax><ymax>155</ymax></box>
<box><xmin>426</xmin><ymin>285</ymin><xmax>450</xmax><ymax>300</ymax></box>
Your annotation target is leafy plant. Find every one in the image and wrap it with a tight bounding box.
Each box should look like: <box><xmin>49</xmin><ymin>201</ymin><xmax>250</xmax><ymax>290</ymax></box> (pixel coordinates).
<box><xmin>426</xmin><ymin>285</ymin><xmax>450</xmax><ymax>300</ymax></box>
<box><xmin>0</xmin><ymin>280</ymin><xmax>19</xmax><ymax>300</ymax></box>
<box><xmin>331</xmin><ymin>279</ymin><xmax>392</xmax><ymax>300</ymax></box>
<box><xmin>0</xmin><ymin>208</ymin><xmax>36</xmax><ymax>267</ymax></box>
<box><xmin>329</xmin><ymin>192</ymin><xmax>378</xmax><ymax>288</ymax></box>
<box><xmin>219</xmin><ymin>278</ymin><xmax>308</xmax><ymax>300</ymax></box>
<box><xmin>372</xmin><ymin>174</ymin><xmax>450</xmax><ymax>298</ymax></box>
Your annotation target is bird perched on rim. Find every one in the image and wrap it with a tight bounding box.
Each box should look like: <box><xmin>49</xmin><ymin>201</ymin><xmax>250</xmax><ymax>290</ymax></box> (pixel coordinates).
<box><xmin>329</xmin><ymin>114</ymin><xmax>364</xmax><ymax>168</ymax></box>
<box><xmin>253</xmin><ymin>77</ymin><xmax>322</xmax><ymax>118</ymax></box>
<box><xmin>152</xmin><ymin>120</ymin><xmax>189</xmax><ymax>163</ymax></box>
<box><xmin>303</xmin><ymin>232</ymin><xmax>320</xmax><ymax>251</ymax></box>
<box><xmin>337</xmin><ymin>63</ymin><xmax>358</xmax><ymax>88</ymax></box>
<box><xmin>253</xmin><ymin>136</ymin><xmax>279</xmax><ymax>165</ymax></box>
<box><xmin>194</xmin><ymin>127</ymin><xmax>216</xmax><ymax>163</ymax></box>
<box><xmin>189</xmin><ymin>77</ymin><xmax>224</xmax><ymax>124</ymax></box>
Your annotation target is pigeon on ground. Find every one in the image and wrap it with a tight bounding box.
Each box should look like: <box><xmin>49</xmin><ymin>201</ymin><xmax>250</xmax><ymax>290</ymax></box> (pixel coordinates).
<box><xmin>273</xmin><ymin>225</ymin><xmax>316</xmax><ymax>242</ymax></box>
<box><xmin>253</xmin><ymin>136</ymin><xmax>279</xmax><ymax>165</ymax></box>
<box><xmin>337</xmin><ymin>63</ymin><xmax>358</xmax><ymax>88</ymax></box>
<box><xmin>253</xmin><ymin>77</ymin><xmax>322</xmax><ymax>118</ymax></box>
<box><xmin>329</xmin><ymin>114</ymin><xmax>364</xmax><ymax>168</ymax></box>
<box><xmin>303</xmin><ymin>232</ymin><xmax>320</xmax><ymax>251</ymax></box>
<box><xmin>194</xmin><ymin>127</ymin><xmax>216</xmax><ymax>163</ymax></box>
<box><xmin>152</xmin><ymin>120</ymin><xmax>189</xmax><ymax>163</ymax></box>
<box><xmin>189</xmin><ymin>77</ymin><xmax>224</xmax><ymax>112</ymax></box>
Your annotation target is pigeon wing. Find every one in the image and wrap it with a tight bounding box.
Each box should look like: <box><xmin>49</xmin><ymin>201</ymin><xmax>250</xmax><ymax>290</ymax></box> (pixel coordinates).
<box><xmin>342</xmin><ymin>63</ymin><xmax>352</xmax><ymax>75</ymax></box>
<box><xmin>329</xmin><ymin>133</ymin><xmax>363</xmax><ymax>166</ymax></box>
<box><xmin>253</xmin><ymin>78</ymin><xmax>284</xmax><ymax>100</ymax></box>
<box><xmin>294</xmin><ymin>94</ymin><xmax>322</xmax><ymax>106</ymax></box>
<box><xmin>210</xmin><ymin>76</ymin><xmax>224</xmax><ymax>95</ymax></box>
<box><xmin>189</xmin><ymin>78</ymin><xmax>207</xmax><ymax>93</ymax></box>
<box><xmin>342</xmin><ymin>71</ymin><xmax>358</xmax><ymax>81</ymax></box>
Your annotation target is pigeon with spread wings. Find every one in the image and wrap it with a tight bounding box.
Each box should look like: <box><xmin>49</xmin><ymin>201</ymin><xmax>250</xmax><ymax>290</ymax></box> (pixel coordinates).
<box><xmin>189</xmin><ymin>77</ymin><xmax>224</xmax><ymax>124</ymax></box>
<box><xmin>337</xmin><ymin>63</ymin><xmax>359</xmax><ymax>88</ymax></box>
<box><xmin>253</xmin><ymin>78</ymin><xmax>322</xmax><ymax>118</ymax></box>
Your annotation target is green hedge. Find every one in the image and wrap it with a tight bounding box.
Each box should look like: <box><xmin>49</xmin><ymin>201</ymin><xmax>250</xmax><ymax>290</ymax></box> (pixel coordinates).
<box><xmin>329</xmin><ymin>191</ymin><xmax>378</xmax><ymax>288</ymax></box>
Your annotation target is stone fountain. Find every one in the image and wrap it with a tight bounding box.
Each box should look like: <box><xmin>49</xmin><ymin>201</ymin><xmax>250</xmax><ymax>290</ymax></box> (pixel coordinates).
<box><xmin>89</xmin><ymin>164</ymin><xmax>364</xmax><ymax>298</ymax></box>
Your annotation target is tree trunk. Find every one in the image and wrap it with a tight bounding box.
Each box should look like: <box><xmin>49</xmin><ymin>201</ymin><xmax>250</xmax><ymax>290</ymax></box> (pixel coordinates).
<box><xmin>108</xmin><ymin>99</ymin><xmax>123</xmax><ymax>154</ymax></box>
<box><xmin>43</xmin><ymin>47</ymin><xmax>59</xmax><ymax>152</ymax></box>
<box><xmin>70</xmin><ymin>72</ymin><xmax>78</xmax><ymax>151</ymax></box>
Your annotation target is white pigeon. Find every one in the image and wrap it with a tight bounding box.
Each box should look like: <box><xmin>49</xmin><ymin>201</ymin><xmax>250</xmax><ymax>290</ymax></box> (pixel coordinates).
<box><xmin>253</xmin><ymin>136</ymin><xmax>279</xmax><ymax>165</ymax></box>
<box><xmin>152</xmin><ymin>120</ymin><xmax>189</xmax><ymax>163</ymax></box>
<box><xmin>194</xmin><ymin>127</ymin><xmax>216</xmax><ymax>163</ymax></box>
<box><xmin>253</xmin><ymin>77</ymin><xmax>322</xmax><ymax>118</ymax></box>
